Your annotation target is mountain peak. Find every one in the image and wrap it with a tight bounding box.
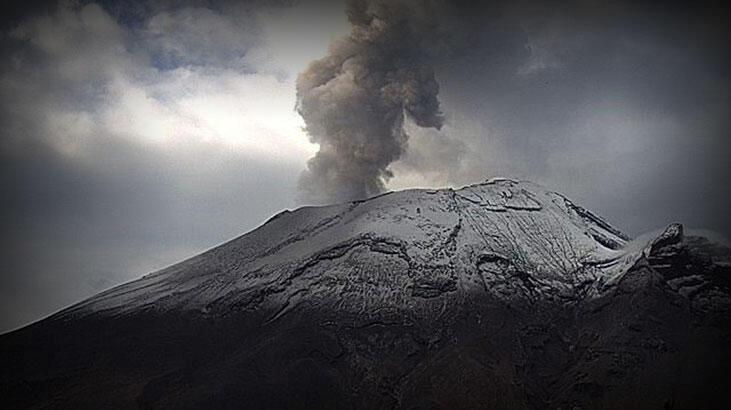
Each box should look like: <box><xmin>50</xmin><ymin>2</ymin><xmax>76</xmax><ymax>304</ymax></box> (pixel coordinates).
<box><xmin>60</xmin><ymin>179</ymin><xmax>634</xmax><ymax>322</ymax></box>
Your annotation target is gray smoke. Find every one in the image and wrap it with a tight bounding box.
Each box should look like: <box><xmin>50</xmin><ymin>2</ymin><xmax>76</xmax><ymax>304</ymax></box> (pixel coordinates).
<box><xmin>296</xmin><ymin>0</ymin><xmax>449</xmax><ymax>204</ymax></box>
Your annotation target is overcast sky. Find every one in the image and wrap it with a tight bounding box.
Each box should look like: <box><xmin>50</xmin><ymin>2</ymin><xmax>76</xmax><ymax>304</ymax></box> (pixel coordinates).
<box><xmin>1</xmin><ymin>0</ymin><xmax>729</xmax><ymax>332</ymax></box>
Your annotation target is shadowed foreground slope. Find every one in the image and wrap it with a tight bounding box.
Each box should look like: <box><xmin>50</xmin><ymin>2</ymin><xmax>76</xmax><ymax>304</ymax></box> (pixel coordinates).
<box><xmin>1</xmin><ymin>179</ymin><xmax>729</xmax><ymax>409</ymax></box>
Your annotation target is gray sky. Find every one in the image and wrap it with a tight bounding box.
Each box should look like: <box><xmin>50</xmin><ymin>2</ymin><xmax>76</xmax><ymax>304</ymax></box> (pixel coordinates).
<box><xmin>1</xmin><ymin>0</ymin><xmax>729</xmax><ymax>332</ymax></box>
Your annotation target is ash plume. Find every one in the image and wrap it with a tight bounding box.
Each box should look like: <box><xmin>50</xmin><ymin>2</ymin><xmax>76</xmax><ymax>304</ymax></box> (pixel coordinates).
<box><xmin>296</xmin><ymin>0</ymin><xmax>449</xmax><ymax>204</ymax></box>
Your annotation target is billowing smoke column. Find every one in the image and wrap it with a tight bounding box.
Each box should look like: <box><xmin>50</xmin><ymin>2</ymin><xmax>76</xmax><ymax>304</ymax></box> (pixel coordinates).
<box><xmin>296</xmin><ymin>0</ymin><xmax>446</xmax><ymax>204</ymax></box>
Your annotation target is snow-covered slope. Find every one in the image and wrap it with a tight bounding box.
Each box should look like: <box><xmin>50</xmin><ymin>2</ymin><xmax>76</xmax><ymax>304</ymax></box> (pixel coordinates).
<box><xmin>58</xmin><ymin>179</ymin><xmax>626</xmax><ymax>318</ymax></box>
<box><xmin>58</xmin><ymin>178</ymin><xmax>727</xmax><ymax>324</ymax></box>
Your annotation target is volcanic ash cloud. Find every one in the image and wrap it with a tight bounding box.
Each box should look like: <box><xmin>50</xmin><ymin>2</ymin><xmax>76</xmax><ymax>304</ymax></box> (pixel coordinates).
<box><xmin>296</xmin><ymin>0</ymin><xmax>447</xmax><ymax>204</ymax></box>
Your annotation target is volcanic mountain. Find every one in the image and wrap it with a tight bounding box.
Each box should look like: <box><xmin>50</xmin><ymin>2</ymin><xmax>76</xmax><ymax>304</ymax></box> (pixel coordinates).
<box><xmin>2</xmin><ymin>179</ymin><xmax>729</xmax><ymax>409</ymax></box>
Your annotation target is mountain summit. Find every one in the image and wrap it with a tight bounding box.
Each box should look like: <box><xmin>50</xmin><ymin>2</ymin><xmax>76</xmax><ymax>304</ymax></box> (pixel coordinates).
<box><xmin>2</xmin><ymin>179</ymin><xmax>729</xmax><ymax>409</ymax></box>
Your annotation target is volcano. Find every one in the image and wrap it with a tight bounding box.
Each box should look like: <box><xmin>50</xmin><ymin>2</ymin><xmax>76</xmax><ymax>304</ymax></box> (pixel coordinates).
<box><xmin>2</xmin><ymin>179</ymin><xmax>729</xmax><ymax>409</ymax></box>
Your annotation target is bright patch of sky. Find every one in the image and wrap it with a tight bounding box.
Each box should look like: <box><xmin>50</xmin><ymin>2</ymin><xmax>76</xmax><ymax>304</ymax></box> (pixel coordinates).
<box><xmin>6</xmin><ymin>1</ymin><xmax>350</xmax><ymax>164</ymax></box>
